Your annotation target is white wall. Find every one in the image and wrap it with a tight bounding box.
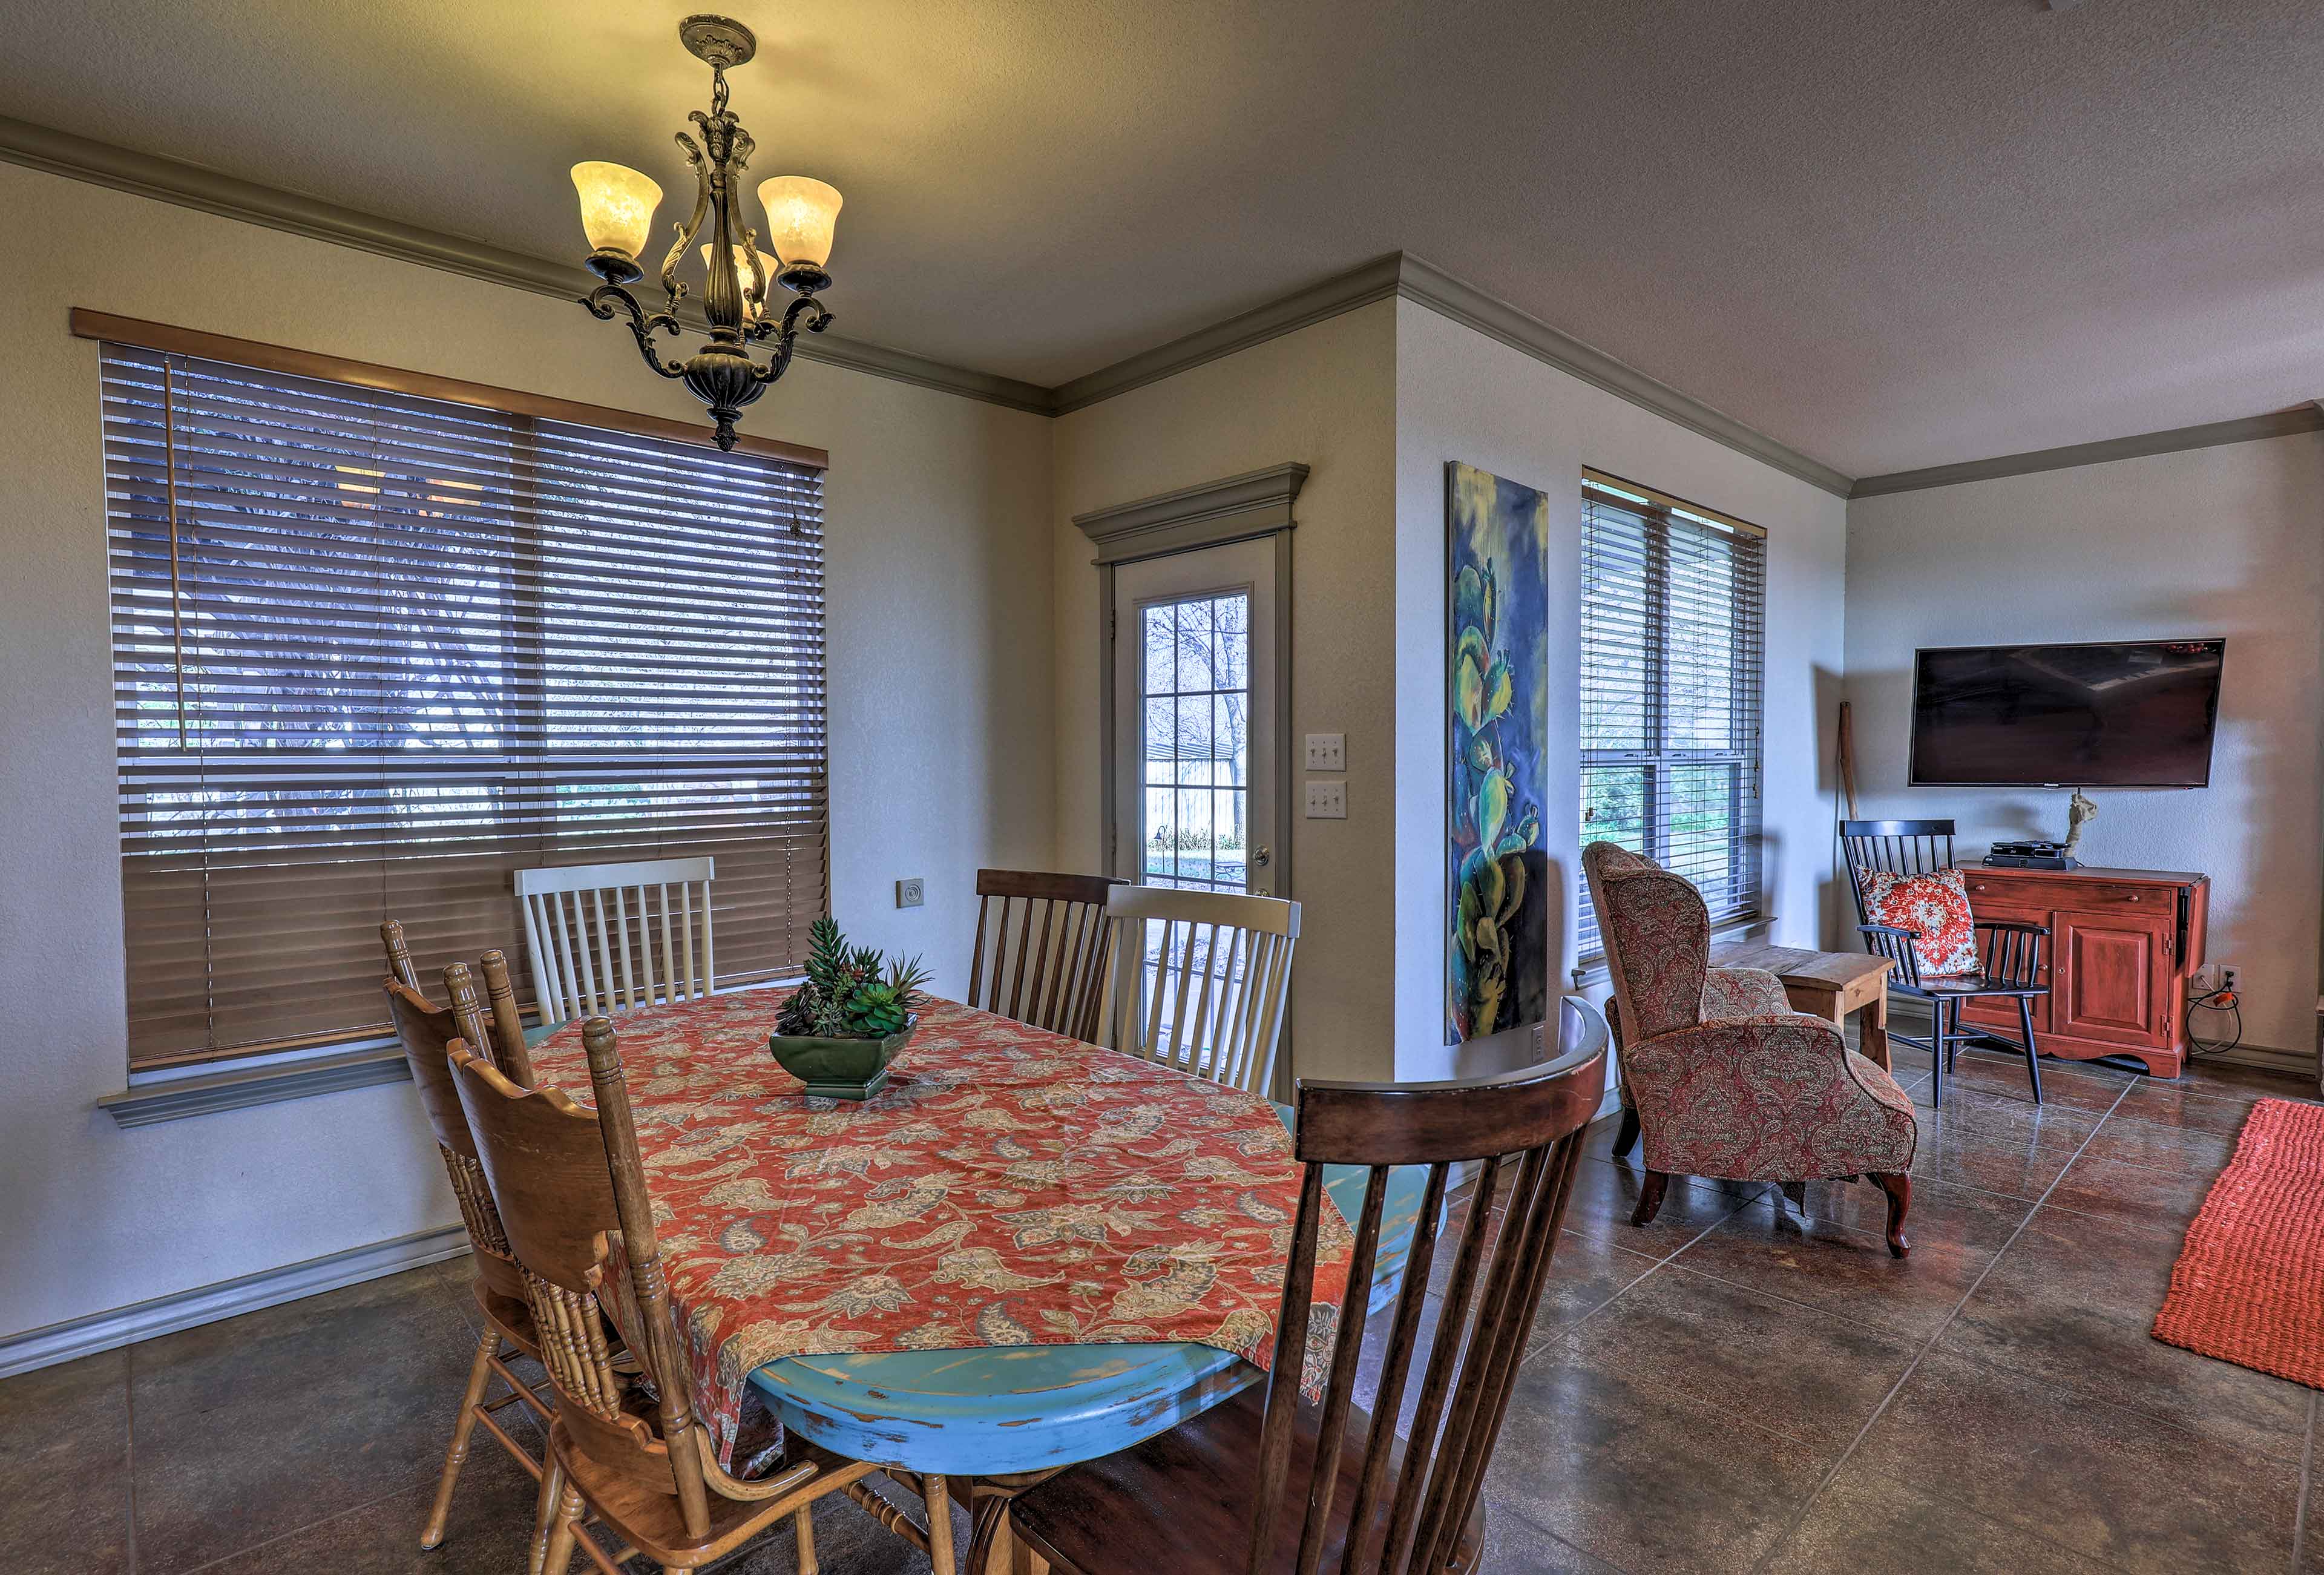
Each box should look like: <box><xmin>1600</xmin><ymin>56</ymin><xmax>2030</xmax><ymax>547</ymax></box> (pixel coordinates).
<box><xmin>1845</xmin><ymin>436</ymin><xmax>2324</xmax><ymax>1059</ymax></box>
<box><xmin>0</xmin><ymin>163</ymin><xmax>1055</xmax><ymax>1340</ymax></box>
<box><xmin>1051</xmin><ymin>303</ymin><xmax>1401</xmax><ymax>1083</ymax></box>
<box><xmin>1394</xmin><ymin>302</ymin><xmax>1852</xmax><ymax>1082</ymax></box>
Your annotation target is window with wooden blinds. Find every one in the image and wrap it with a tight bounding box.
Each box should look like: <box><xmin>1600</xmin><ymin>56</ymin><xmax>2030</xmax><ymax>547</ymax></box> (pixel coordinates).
<box><xmin>1577</xmin><ymin>470</ymin><xmax>1765</xmax><ymax>959</ymax></box>
<box><xmin>102</xmin><ymin>342</ymin><xmax>827</xmax><ymax>1070</ymax></box>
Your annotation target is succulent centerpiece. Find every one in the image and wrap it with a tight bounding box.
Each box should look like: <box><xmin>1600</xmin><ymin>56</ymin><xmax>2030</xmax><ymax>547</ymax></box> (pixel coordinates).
<box><xmin>769</xmin><ymin>919</ymin><xmax>932</xmax><ymax>1100</ymax></box>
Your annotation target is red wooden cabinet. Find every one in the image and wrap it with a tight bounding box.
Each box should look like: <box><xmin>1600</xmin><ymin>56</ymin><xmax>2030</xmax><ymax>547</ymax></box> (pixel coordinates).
<box><xmin>1958</xmin><ymin>865</ymin><xmax>2208</xmax><ymax>1076</ymax></box>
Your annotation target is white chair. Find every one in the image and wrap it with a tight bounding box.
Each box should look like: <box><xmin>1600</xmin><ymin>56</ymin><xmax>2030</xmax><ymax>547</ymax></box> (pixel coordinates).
<box><xmin>514</xmin><ymin>857</ymin><xmax>716</xmax><ymax>1031</ymax></box>
<box><xmin>1105</xmin><ymin>885</ymin><xmax>1299</xmax><ymax>1097</ymax></box>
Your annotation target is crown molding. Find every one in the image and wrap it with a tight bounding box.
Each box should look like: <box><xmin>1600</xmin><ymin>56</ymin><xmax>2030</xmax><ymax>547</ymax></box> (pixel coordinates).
<box><xmin>1848</xmin><ymin>406</ymin><xmax>2324</xmax><ymax>498</ymax></box>
<box><xmin>1052</xmin><ymin>252</ymin><xmax>1853</xmax><ymax>498</ymax></box>
<box><xmin>1050</xmin><ymin>256</ymin><xmax>1405</xmax><ymax>415</ymax></box>
<box><xmin>1072</xmin><ymin>461</ymin><xmax>1308</xmax><ymax>564</ymax></box>
<box><xmin>0</xmin><ymin>114</ymin><xmax>1051</xmax><ymax>413</ymax></box>
<box><xmin>1391</xmin><ymin>254</ymin><xmax>1855</xmax><ymax>498</ymax></box>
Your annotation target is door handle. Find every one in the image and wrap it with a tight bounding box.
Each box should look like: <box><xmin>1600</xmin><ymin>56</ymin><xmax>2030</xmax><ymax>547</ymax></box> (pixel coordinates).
<box><xmin>1252</xmin><ymin>846</ymin><xmax>1272</xmax><ymax>868</ymax></box>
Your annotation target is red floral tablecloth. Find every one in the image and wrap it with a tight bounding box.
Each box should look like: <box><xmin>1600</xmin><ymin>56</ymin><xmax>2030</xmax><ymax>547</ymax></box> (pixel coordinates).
<box><xmin>529</xmin><ymin>991</ymin><xmax>1352</xmax><ymax>1467</ymax></box>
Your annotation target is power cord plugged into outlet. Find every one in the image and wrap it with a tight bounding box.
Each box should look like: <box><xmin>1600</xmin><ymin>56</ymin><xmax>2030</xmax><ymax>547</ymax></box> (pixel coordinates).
<box><xmin>2187</xmin><ymin>968</ymin><xmax>2244</xmax><ymax>1058</ymax></box>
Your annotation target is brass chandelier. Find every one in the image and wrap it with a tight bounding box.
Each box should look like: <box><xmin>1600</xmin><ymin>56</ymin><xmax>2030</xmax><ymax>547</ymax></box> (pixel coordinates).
<box><xmin>572</xmin><ymin>15</ymin><xmax>841</xmax><ymax>450</ymax></box>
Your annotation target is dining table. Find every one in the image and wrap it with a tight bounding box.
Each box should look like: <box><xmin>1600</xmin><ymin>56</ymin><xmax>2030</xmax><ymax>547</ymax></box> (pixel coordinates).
<box><xmin>527</xmin><ymin>988</ymin><xmax>1433</xmax><ymax>1574</ymax></box>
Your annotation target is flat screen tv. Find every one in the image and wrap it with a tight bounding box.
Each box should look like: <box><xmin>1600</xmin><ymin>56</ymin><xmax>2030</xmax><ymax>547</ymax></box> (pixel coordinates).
<box><xmin>1909</xmin><ymin>639</ymin><xmax>2225</xmax><ymax>788</ymax></box>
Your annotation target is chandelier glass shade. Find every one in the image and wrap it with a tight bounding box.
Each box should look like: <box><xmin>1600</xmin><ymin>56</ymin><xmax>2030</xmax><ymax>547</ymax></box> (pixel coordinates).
<box><xmin>574</xmin><ymin>15</ymin><xmax>839</xmax><ymax>450</ymax></box>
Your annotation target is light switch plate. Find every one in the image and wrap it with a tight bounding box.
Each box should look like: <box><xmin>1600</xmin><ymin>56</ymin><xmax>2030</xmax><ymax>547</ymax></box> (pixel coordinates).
<box><xmin>896</xmin><ymin>877</ymin><xmax>925</xmax><ymax>909</ymax></box>
<box><xmin>1304</xmin><ymin>780</ymin><xmax>1347</xmax><ymax>819</ymax></box>
<box><xmin>1304</xmin><ymin>732</ymin><xmax>1346</xmax><ymax>771</ymax></box>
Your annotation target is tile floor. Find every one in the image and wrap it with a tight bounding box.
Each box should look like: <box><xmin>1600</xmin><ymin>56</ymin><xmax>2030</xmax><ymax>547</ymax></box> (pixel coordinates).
<box><xmin>4</xmin><ymin>1039</ymin><xmax>2315</xmax><ymax>1574</ymax></box>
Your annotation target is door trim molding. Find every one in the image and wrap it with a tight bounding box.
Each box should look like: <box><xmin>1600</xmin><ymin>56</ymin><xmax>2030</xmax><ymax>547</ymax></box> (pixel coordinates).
<box><xmin>1072</xmin><ymin>462</ymin><xmax>1309</xmax><ymax>564</ymax></box>
<box><xmin>1083</xmin><ymin>468</ymin><xmax>1302</xmax><ymax>1091</ymax></box>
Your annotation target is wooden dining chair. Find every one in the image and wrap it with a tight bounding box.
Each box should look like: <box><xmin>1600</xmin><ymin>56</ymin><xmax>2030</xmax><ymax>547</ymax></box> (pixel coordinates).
<box><xmin>514</xmin><ymin>856</ymin><xmax>717</xmax><ymax>1031</ymax></box>
<box><xmin>447</xmin><ymin>1008</ymin><xmax>881</xmax><ymax>1575</ymax></box>
<box><xmin>382</xmin><ymin>919</ymin><xmax>537</xmax><ymax>1085</ymax></box>
<box><xmin>382</xmin><ymin>955</ymin><xmax>609</xmax><ymax>1569</ymax></box>
<box><xmin>1105</xmin><ymin>884</ymin><xmax>1300</xmax><ymax>1097</ymax></box>
<box><xmin>968</xmin><ymin>869</ymin><xmax>1124</xmax><ymax>1040</ymax></box>
<box><xmin>1006</xmin><ymin>1001</ymin><xmax>1612</xmax><ymax>1575</ymax></box>
<box><xmin>1840</xmin><ymin>819</ymin><xmax>2051</xmax><ymax>1106</ymax></box>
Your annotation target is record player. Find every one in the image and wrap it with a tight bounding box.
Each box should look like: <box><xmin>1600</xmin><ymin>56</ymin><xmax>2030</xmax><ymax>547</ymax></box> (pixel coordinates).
<box><xmin>1983</xmin><ymin>840</ymin><xmax>2079</xmax><ymax>871</ymax></box>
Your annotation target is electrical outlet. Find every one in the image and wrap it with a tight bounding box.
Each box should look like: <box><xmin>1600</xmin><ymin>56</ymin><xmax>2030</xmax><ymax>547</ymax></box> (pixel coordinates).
<box><xmin>895</xmin><ymin>877</ymin><xmax>925</xmax><ymax>909</ymax></box>
<box><xmin>2194</xmin><ymin>963</ymin><xmax>2220</xmax><ymax>993</ymax></box>
<box><xmin>2220</xmin><ymin>964</ymin><xmax>2242</xmax><ymax>996</ymax></box>
<box><xmin>1529</xmin><ymin>1021</ymin><xmax>1546</xmax><ymax>1062</ymax></box>
<box><xmin>1304</xmin><ymin>732</ymin><xmax>1346</xmax><ymax>771</ymax></box>
<box><xmin>1304</xmin><ymin>780</ymin><xmax>1347</xmax><ymax>819</ymax></box>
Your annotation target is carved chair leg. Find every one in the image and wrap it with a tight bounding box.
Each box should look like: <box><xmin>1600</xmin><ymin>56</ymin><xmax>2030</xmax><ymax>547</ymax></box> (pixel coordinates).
<box><xmin>1612</xmin><ymin>1101</ymin><xmax>1641</xmax><ymax>1160</ymax></box>
<box><xmin>422</xmin><ymin>1326</ymin><xmax>499</xmax><ymax>1548</ymax></box>
<box><xmin>537</xmin><ymin>1475</ymin><xmax>585</xmax><ymax>1575</ymax></box>
<box><xmin>925</xmin><ymin>1472</ymin><xmax>955</xmax><ymax>1574</ymax></box>
<box><xmin>2016</xmin><ymin>996</ymin><xmax>2043</xmax><ymax>1105</ymax></box>
<box><xmin>1871</xmin><ymin>1172</ymin><xmax>1911</xmax><ymax>1258</ymax></box>
<box><xmin>528</xmin><ymin>1448</ymin><xmax>567</xmax><ymax>1575</ymax></box>
<box><xmin>795</xmin><ymin>1497</ymin><xmax>819</xmax><ymax>1575</ymax></box>
<box><xmin>1631</xmin><ymin>1169</ymin><xmax>1670</xmax><ymax>1228</ymax></box>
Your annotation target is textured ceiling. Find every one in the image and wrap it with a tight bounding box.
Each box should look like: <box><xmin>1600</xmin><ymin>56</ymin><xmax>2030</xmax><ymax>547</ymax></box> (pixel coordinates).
<box><xmin>5</xmin><ymin>0</ymin><xmax>2323</xmax><ymax>476</ymax></box>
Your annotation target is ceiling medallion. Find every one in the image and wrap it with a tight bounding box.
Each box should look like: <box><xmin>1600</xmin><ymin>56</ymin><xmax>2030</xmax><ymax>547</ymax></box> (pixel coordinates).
<box><xmin>571</xmin><ymin>15</ymin><xmax>842</xmax><ymax>450</ymax></box>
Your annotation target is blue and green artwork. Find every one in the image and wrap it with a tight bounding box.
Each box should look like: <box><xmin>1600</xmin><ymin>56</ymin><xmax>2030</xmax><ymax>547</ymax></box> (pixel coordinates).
<box><xmin>1446</xmin><ymin>461</ymin><xmax>1548</xmax><ymax>1045</ymax></box>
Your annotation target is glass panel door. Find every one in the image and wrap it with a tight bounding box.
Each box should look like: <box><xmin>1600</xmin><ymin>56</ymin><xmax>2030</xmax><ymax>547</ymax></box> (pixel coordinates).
<box><xmin>1112</xmin><ymin>537</ymin><xmax>1277</xmax><ymax>896</ymax></box>
<box><xmin>1111</xmin><ymin>539</ymin><xmax>1280</xmax><ymax>1069</ymax></box>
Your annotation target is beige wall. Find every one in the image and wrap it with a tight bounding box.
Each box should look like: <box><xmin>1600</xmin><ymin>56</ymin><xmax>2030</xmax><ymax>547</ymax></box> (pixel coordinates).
<box><xmin>0</xmin><ymin>163</ymin><xmax>1055</xmax><ymax>1340</ymax></box>
<box><xmin>1047</xmin><ymin>297</ymin><xmax>1851</xmax><ymax>1090</ymax></box>
<box><xmin>1050</xmin><ymin>303</ymin><xmax>1401</xmax><ymax>1083</ymax></box>
<box><xmin>1394</xmin><ymin>302</ymin><xmax>1853</xmax><ymax>1082</ymax></box>
<box><xmin>1845</xmin><ymin>436</ymin><xmax>2324</xmax><ymax>1060</ymax></box>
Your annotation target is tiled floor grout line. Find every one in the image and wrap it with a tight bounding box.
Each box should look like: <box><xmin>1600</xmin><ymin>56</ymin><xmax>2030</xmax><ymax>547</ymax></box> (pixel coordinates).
<box><xmin>2294</xmin><ymin>1389</ymin><xmax>2319</xmax><ymax>1575</ymax></box>
<box><xmin>168</xmin><ymin>1473</ymin><xmax>442</xmax><ymax>1575</ymax></box>
<box><xmin>1746</xmin><ymin>1074</ymin><xmax>2139</xmax><ymax>1574</ymax></box>
<box><xmin>1531</xmin><ymin>1179</ymin><xmax>1775</xmax><ymax>1353</ymax></box>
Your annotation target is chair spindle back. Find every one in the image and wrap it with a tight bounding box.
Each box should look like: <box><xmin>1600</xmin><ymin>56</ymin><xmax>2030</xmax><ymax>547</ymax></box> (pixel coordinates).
<box><xmin>1249</xmin><ymin>998</ymin><xmax>1610</xmax><ymax>1575</ymax></box>
<box><xmin>383</xmin><ymin>970</ymin><xmax>525</xmax><ymax>1308</ymax></box>
<box><xmin>1105</xmin><ymin>885</ymin><xmax>1299</xmax><ymax>1097</ymax></box>
<box><xmin>515</xmin><ymin>857</ymin><xmax>717</xmax><ymax>1031</ymax></box>
<box><xmin>1837</xmin><ymin>819</ymin><xmax>1958</xmax><ymax>923</ymax></box>
<box><xmin>448</xmin><ymin>1010</ymin><xmax>718</xmax><ymax>1536</ymax></box>
<box><xmin>967</xmin><ymin>869</ymin><xmax>1123</xmax><ymax>1041</ymax></box>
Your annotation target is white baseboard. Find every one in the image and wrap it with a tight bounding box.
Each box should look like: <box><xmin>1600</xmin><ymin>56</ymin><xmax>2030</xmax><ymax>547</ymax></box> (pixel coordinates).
<box><xmin>0</xmin><ymin>1225</ymin><xmax>471</xmax><ymax>1380</ymax></box>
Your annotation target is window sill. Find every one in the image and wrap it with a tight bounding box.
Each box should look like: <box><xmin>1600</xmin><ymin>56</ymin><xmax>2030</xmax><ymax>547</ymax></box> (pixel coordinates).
<box><xmin>99</xmin><ymin>1045</ymin><xmax>411</xmax><ymax>1129</ymax></box>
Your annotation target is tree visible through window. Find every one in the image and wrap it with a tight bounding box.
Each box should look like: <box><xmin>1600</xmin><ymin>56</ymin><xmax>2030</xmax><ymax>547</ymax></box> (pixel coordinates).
<box><xmin>1577</xmin><ymin>472</ymin><xmax>1765</xmax><ymax>957</ymax></box>
<box><xmin>103</xmin><ymin>343</ymin><xmax>827</xmax><ymax>1069</ymax></box>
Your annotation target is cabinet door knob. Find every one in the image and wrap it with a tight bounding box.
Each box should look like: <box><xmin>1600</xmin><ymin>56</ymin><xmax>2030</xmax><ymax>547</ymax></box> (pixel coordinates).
<box><xmin>2125</xmin><ymin>894</ymin><xmax>2140</xmax><ymax>903</ymax></box>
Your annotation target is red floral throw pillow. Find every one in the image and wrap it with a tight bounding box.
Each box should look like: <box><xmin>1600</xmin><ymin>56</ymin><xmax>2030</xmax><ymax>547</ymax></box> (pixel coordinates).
<box><xmin>1860</xmin><ymin>867</ymin><xmax>1980</xmax><ymax>977</ymax></box>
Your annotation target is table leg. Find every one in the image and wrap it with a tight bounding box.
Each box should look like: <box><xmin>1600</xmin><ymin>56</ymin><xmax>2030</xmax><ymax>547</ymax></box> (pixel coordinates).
<box><xmin>964</xmin><ymin>1471</ymin><xmax>1062</xmax><ymax>1575</ymax></box>
<box><xmin>1863</xmin><ymin>987</ymin><xmax>1891</xmax><ymax>1072</ymax></box>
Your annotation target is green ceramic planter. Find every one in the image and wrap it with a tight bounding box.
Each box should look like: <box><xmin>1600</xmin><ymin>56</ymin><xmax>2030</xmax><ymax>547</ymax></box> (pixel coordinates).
<box><xmin>767</xmin><ymin>1018</ymin><xmax>916</xmax><ymax>1100</ymax></box>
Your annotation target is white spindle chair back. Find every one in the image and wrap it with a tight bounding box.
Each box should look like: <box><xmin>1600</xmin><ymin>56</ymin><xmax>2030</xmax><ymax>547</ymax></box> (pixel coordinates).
<box><xmin>1105</xmin><ymin>884</ymin><xmax>1299</xmax><ymax>1097</ymax></box>
<box><xmin>514</xmin><ymin>857</ymin><xmax>717</xmax><ymax>1030</ymax></box>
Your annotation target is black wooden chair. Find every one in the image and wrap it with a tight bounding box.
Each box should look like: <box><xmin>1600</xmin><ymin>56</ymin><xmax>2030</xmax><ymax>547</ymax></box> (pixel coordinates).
<box><xmin>1004</xmin><ymin>999</ymin><xmax>1611</xmax><ymax>1575</ymax></box>
<box><xmin>1840</xmin><ymin>820</ymin><xmax>2050</xmax><ymax>1107</ymax></box>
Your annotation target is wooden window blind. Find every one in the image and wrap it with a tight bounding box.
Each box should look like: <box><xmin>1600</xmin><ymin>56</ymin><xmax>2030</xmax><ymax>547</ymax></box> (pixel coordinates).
<box><xmin>102</xmin><ymin>341</ymin><xmax>828</xmax><ymax>1070</ymax></box>
<box><xmin>1577</xmin><ymin>470</ymin><xmax>1766</xmax><ymax>958</ymax></box>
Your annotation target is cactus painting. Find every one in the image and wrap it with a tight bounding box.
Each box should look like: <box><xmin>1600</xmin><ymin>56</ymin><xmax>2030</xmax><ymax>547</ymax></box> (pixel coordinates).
<box><xmin>1447</xmin><ymin>462</ymin><xmax>1549</xmax><ymax>1045</ymax></box>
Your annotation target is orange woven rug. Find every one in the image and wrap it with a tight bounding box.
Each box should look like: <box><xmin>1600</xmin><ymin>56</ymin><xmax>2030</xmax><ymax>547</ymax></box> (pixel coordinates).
<box><xmin>2152</xmin><ymin>1097</ymin><xmax>2324</xmax><ymax>1387</ymax></box>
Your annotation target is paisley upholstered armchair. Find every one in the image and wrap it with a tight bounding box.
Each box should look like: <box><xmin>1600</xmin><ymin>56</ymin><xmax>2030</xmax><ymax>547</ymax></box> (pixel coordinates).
<box><xmin>1581</xmin><ymin>841</ymin><xmax>1919</xmax><ymax>1257</ymax></box>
